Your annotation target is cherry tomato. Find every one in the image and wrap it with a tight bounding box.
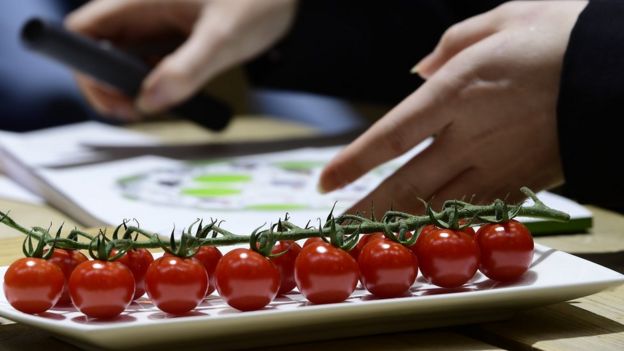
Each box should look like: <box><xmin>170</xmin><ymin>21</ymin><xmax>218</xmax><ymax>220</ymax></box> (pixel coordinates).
<box><xmin>189</xmin><ymin>246</ymin><xmax>222</xmax><ymax>295</ymax></box>
<box><xmin>295</xmin><ymin>242</ymin><xmax>359</xmax><ymax>304</ymax></box>
<box><xmin>215</xmin><ymin>248</ymin><xmax>280</xmax><ymax>311</ymax></box>
<box><xmin>270</xmin><ymin>241</ymin><xmax>302</xmax><ymax>295</ymax></box>
<box><xmin>164</xmin><ymin>246</ymin><xmax>223</xmax><ymax>296</ymax></box>
<box><xmin>3</xmin><ymin>257</ymin><xmax>64</xmax><ymax>314</ymax></box>
<box><xmin>45</xmin><ymin>248</ymin><xmax>88</xmax><ymax>305</ymax></box>
<box><xmin>303</xmin><ymin>237</ymin><xmax>325</xmax><ymax>247</ymax></box>
<box><xmin>113</xmin><ymin>248</ymin><xmax>154</xmax><ymax>300</ymax></box>
<box><xmin>460</xmin><ymin>225</ymin><xmax>476</xmax><ymax>237</ymax></box>
<box><xmin>476</xmin><ymin>220</ymin><xmax>534</xmax><ymax>282</ymax></box>
<box><xmin>349</xmin><ymin>233</ymin><xmax>386</xmax><ymax>261</ymax></box>
<box><xmin>420</xmin><ymin>225</ymin><xmax>438</xmax><ymax>236</ymax></box>
<box><xmin>414</xmin><ymin>228</ymin><xmax>480</xmax><ymax>288</ymax></box>
<box><xmin>408</xmin><ymin>225</ymin><xmax>474</xmax><ymax>254</ymax></box>
<box><xmin>69</xmin><ymin>260</ymin><xmax>135</xmax><ymax>319</ymax></box>
<box><xmin>145</xmin><ymin>256</ymin><xmax>208</xmax><ymax>315</ymax></box>
<box><xmin>358</xmin><ymin>240</ymin><xmax>418</xmax><ymax>298</ymax></box>
<box><xmin>407</xmin><ymin>225</ymin><xmax>436</xmax><ymax>255</ymax></box>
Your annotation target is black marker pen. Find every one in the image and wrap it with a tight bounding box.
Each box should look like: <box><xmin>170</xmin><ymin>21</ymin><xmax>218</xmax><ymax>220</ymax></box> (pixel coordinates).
<box><xmin>21</xmin><ymin>18</ymin><xmax>231</xmax><ymax>131</ymax></box>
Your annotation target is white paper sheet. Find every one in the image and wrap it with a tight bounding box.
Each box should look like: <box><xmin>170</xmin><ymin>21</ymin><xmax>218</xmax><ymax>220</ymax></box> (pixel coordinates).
<box><xmin>0</xmin><ymin>176</ymin><xmax>43</xmax><ymax>204</ymax></box>
<box><xmin>37</xmin><ymin>145</ymin><xmax>431</xmax><ymax>234</ymax></box>
<box><xmin>0</xmin><ymin>121</ymin><xmax>157</xmax><ymax>168</ymax></box>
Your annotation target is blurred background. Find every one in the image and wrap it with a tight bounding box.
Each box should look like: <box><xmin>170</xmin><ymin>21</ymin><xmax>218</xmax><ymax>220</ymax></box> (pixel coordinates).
<box><xmin>1</xmin><ymin>1</ymin><xmax>503</xmax><ymax>134</ymax></box>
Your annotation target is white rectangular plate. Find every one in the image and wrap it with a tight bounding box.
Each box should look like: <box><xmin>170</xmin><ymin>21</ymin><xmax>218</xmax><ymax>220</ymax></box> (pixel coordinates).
<box><xmin>0</xmin><ymin>244</ymin><xmax>622</xmax><ymax>350</ymax></box>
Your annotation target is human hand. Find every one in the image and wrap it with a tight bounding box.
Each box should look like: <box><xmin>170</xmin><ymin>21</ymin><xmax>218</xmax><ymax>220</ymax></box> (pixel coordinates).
<box><xmin>318</xmin><ymin>1</ymin><xmax>588</xmax><ymax>215</ymax></box>
<box><xmin>66</xmin><ymin>0</ymin><xmax>297</xmax><ymax>121</ymax></box>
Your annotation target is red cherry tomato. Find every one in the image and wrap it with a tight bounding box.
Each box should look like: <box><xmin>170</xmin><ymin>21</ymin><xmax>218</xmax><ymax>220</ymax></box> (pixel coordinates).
<box><xmin>215</xmin><ymin>248</ymin><xmax>280</xmax><ymax>311</ymax></box>
<box><xmin>270</xmin><ymin>241</ymin><xmax>302</xmax><ymax>295</ymax></box>
<box><xmin>358</xmin><ymin>240</ymin><xmax>418</xmax><ymax>298</ymax></box>
<box><xmin>408</xmin><ymin>224</ymin><xmax>474</xmax><ymax>254</ymax></box>
<box><xmin>3</xmin><ymin>257</ymin><xmax>64</xmax><ymax>314</ymax></box>
<box><xmin>414</xmin><ymin>228</ymin><xmax>480</xmax><ymax>288</ymax></box>
<box><xmin>476</xmin><ymin>220</ymin><xmax>534</xmax><ymax>282</ymax></box>
<box><xmin>295</xmin><ymin>242</ymin><xmax>359</xmax><ymax>304</ymax></box>
<box><xmin>114</xmin><ymin>248</ymin><xmax>154</xmax><ymax>300</ymax></box>
<box><xmin>45</xmin><ymin>248</ymin><xmax>89</xmax><ymax>305</ymax></box>
<box><xmin>190</xmin><ymin>246</ymin><xmax>222</xmax><ymax>295</ymax></box>
<box><xmin>420</xmin><ymin>225</ymin><xmax>438</xmax><ymax>236</ymax></box>
<box><xmin>69</xmin><ymin>260</ymin><xmax>135</xmax><ymax>319</ymax></box>
<box><xmin>413</xmin><ymin>224</ymin><xmax>474</xmax><ymax>239</ymax></box>
<box><xmin>349</xmin><ymin>233</ymin><xmax>386</xmax><ymax>261</ymax></box>
<box><xmin>407</xmin><ymin>225</ymin><xmax>436</xmax><ymax>255</ymax></box>
<box><xmin>303</xmin><ymin>237</ymin><xmax>325</xmax><ymax>247</ymax></box>
<box><xmin>145</xmin><ymin>256</ymin><xmax>208</xmax><ymax>315</ymax></box>
<box><xmin>460</xmin><ymin>225</ymin><xmax>476</xmax><ymax>237</ymax></box>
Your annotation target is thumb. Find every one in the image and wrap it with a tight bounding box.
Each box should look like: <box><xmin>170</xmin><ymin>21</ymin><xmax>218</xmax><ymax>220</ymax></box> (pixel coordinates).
<box><xmin>412</xmin><ymin>11</ymin><xmax>499</xmax><ymax>79</ymax></box>
<box><xmin>136</xmin><ymin>11</ymin><xmax>233</xmax><ymax>113</ymax></box>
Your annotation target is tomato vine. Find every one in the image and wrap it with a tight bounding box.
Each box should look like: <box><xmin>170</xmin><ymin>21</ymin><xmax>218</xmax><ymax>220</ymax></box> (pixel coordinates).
<box><xmin>0</xmin><ymin>187</ymin><xmax>568</xmax><ymax>253</ymax></box>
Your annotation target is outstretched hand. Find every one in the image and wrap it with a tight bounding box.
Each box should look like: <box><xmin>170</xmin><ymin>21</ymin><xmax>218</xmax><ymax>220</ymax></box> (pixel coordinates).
<box><xmin>318</xmin><ymin>1</ymin><xmax>588</xmax><ymax>215</ymax></box>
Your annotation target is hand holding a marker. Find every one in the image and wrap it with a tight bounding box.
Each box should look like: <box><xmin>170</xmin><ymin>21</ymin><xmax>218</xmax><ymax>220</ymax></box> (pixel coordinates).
<box><xmin>66</xmin><ymin>0</ymin><xmax>297</xmax><ymax>121</ymax></box>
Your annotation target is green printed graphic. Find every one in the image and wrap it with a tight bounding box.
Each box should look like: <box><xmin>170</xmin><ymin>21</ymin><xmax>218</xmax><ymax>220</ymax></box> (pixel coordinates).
<box><xmin>182</xmin><ymin>188</ymin><xmax>241</xmax><ymax>197</ymax></box>
<box><xmin>193</xmin><ymin>174</ymin><xmax>252</xmax><ymax>183</ymax></box>
<box><xmin>274</xmin><ymin>161</ymin><xmax>324</xmax><ymax>171</ymax></box>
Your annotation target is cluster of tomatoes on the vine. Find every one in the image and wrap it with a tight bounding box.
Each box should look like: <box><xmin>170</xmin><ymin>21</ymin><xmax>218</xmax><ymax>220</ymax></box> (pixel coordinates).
<box><xmin>3</xmin><ymin>217</ymin><xmax>534</xmax><ymax>319</ymax></box>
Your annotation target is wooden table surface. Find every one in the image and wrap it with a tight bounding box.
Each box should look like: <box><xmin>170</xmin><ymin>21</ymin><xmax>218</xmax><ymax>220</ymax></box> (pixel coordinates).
<box><xmin>0</xmin><ymin>118</ymin><xmax>623</xmax><ymax>350</ymax></box>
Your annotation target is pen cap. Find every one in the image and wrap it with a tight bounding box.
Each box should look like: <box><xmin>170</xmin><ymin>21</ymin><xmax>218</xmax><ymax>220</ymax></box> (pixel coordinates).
<box><xmin>22</xmin><ymin>18</ymin><xmax>148</xmax><ymax>96</ymax></box>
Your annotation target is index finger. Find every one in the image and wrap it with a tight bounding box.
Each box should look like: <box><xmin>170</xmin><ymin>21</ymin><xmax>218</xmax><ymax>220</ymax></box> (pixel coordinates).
<box><xmin>318</xmin><ymin>73</ymin><xmax>462</xmax><ymax>193</ymax></box>
<box><xmin>65</xmin><ymin>0</ymin><xmax>187</xmax><ymax>39</ymax></box>
<box><xmin>66</xmin><ymin>0</ymin><xmax>133</xmax><ymax>37</ymax></box>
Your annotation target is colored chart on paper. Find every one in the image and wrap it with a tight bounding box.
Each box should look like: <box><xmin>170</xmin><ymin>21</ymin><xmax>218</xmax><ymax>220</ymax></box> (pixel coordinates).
<box><xmin>117</xmin><ymin>153</ymin><xmax>397</xmax><ymax>212</ymax></box>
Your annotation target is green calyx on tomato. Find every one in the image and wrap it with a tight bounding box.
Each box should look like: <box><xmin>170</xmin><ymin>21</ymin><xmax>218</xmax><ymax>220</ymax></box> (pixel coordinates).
<box><xmin>425</xmin><ymin>202</ymin><xmax>479</xmax><ymax>234</ymax></box>
<box><xmin>155</xmin><ymin>229</ymin><xmax>199</xmax><ymax>258</ymax></box>
<box><xmin>326</xmin><ymin>216</ymin><xmax>360</xmax><ymax>252</ymax></box>
<box><xmin>250</xmin><ymin>222</ymin><xmax>282</xmax><ymax>258</ymax></box>
<box><xmin>380</xmin><ymin>222</ymin><xmax>418</xmax><ymax>247</ymax></box>
<box><xmin>21</xmin><ymin>229</ymin><xmax>55</xmax><ymax>259</ymax></box>
<box><xmin>88</xmin><ymin>232</ymin><xmax>129</xmax><ymax>261</ymax></box>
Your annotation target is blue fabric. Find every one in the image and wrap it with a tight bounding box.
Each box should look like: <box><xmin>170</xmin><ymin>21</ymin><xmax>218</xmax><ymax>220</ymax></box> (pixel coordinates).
<box><xmin>0</xmin><ymin>0</ymin><xmax>95</xmax><ymax>131</ymax></box>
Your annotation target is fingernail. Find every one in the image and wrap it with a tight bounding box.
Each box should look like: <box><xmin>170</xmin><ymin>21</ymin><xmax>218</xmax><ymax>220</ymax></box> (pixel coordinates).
<box><xmin>411</xmin><ymin>53</ymin><xmax>434</xmax><ymax>77</ymax></box>
<box><xmin>410</xmin><ymin>63</ymin><xmax>422</xmax><ymax>74</ymax></box>
<box><xmin>317</xmin><ymin>182</ymin><xmax>328</xmax><ymax>194</ymax></box>
<box><xmin>411</xmin><ymin>64</ymin><xmax>431</xmax><ymax>79</ymax></box>
<box><xmin>317</xmin><ymin>179</ymin><xmax>346</xmax><ymax>194</ymax></box>
<box><xmin>137</xmin><ymin>82</ymin><xmax>169</xmax><ymax>114</ymax></box>
<box><xmin>318</xmin><ymin>168</ymin><xmax>343</xmax><ymax>194</ymax></box>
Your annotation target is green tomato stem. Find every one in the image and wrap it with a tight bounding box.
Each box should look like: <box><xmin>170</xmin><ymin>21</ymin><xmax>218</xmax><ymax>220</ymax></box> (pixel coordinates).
<box><xmin>0</xmin><ymin>187</ymin><xmax>569</xmax><ymax>251</ymax></box>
